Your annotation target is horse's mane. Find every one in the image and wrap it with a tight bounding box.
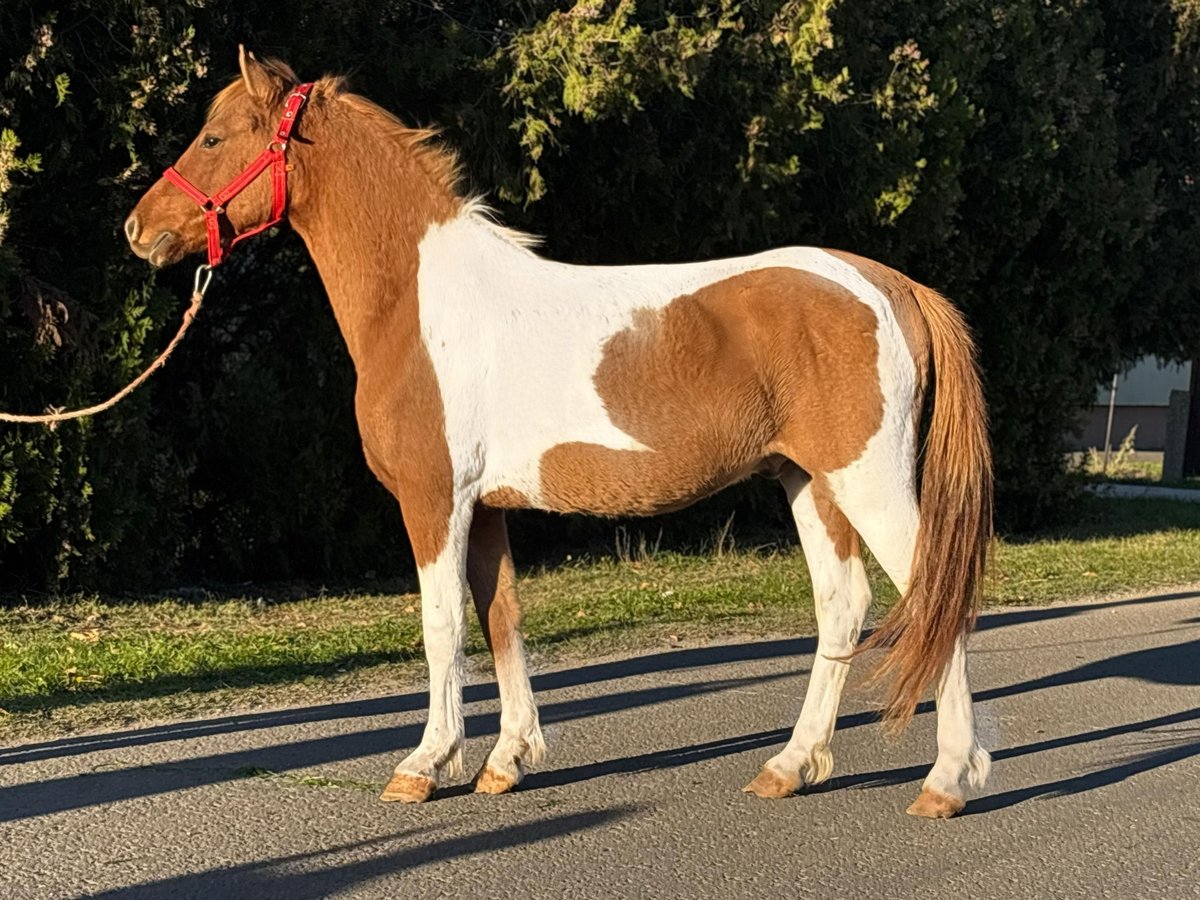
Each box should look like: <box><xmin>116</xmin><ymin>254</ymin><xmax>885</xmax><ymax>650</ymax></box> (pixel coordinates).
<box><xmin>459</xmin><ymin>197</ymin><xmax>543</xmax><ymax>251</ymax></box>
<box><xmin>207</xmin><ymin>64</ymin><xmax>541</xmax><ymax>252</ymax></box>
<box><xmin>333</xmin><ymin>86</ymin><xmax>541</xmax><ymax>250</ymax></box>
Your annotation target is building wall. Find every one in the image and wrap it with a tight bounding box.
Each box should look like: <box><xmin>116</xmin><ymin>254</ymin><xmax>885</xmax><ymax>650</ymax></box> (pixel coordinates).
<box><xmin>1095</xmin><ymin>359</ymin><xmax>1190</xmax><ymax>406</ymax></box>
<box><xmin>1068</xmin><ymin>357</ymin><xmax>1191</xmax><ymax>452</ymax></box>
<box><xmin>1076</xmin><ymin>406</ymin><xmax>1168</xmax><ymax>451</ymax></box>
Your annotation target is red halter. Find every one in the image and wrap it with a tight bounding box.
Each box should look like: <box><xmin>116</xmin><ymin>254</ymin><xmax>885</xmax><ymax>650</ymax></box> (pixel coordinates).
<box><xmin>163</xmin><ymin>83</ymin><xmax>313</xmax><ymax>267</ymax></box>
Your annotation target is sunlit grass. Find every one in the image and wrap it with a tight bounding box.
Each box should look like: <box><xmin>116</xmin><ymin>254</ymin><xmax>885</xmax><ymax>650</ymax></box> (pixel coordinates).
<box><xmin>2</xmin><ymin>495</ymin><xmax>1199</xmax><ymax>737</ymax></box>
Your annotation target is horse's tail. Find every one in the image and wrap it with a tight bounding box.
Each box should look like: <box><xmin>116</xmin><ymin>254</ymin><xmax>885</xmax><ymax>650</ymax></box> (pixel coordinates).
<box><xmin>860</xmin><ymin>282</ymin><xmax>993</xmax><ymax>729</ymax></box>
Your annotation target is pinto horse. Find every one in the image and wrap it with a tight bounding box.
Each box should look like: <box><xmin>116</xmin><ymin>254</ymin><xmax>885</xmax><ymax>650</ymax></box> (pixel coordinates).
<box><xmin>126</xmin><ymin>51</ymin><xmax>992</xmax><ymax>818</ymax></box>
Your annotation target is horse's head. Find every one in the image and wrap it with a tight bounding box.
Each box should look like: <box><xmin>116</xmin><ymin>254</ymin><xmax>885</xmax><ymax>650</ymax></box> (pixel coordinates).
<box><xmin>125</xmin><ymin>48</ymin><xmax>301</xmax><ymax>267</ymax></box>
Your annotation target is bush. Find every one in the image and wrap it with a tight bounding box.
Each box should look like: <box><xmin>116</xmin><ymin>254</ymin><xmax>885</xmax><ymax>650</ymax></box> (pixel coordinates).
<box><xmin>2</xmin><ymin>1</ymin><xmax>1198</xmax><ymax>593</ymax></box>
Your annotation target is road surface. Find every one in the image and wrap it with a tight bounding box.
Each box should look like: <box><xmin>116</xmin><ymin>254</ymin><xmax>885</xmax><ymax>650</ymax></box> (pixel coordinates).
<box><xmin>2</xmin><ymin>590</ymin><xmax>1199</xmax><ymax>899</ymax></box>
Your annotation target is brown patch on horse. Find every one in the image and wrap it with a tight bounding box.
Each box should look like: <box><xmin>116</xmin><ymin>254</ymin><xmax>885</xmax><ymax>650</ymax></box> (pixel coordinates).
<box><xmin>467</xmin><ymin>507</ymin><xmax>531</xmax><ymax>795</ymax></box>
<box><xmin>809</xmin><ymin>474</ymin><xmax>859</xmax><ymax>562</ymax></box>
<box><xmin>906</xmin><ymin>787</ymin><xmax>965</xmax><ymax>819</ymax></box>
<box><xmin>538</xmin><ymin>267</ymin><xmax>884</xmax><ymax>516</ymax></box>
<box><xmin>481</xmin><ymin>487</ymin><xmax>531</xmax><ymax>509</ymax></box>
<box><xmin>743</xmin><ymin>767</ymin><xmax>800</xmax><ymax>799</ymax></box>
<box><xmin>355</xmin><ymin>332</ymin><xmax>455</xmax><ymax>569</ymax></box>
<box><xmin>466</xmin><ymin>506</ymin><xmax>523</xmax><ymax>668</ymax></box>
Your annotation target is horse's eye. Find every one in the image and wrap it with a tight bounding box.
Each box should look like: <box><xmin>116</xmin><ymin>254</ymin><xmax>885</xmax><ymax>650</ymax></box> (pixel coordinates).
<box><xmin>200</xmin><ymin>135</ymin><xmax>222</xmax><ymax>150</ymax></box>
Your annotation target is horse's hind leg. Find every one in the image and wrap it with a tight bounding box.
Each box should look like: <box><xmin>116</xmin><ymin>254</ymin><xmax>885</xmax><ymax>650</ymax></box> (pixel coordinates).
<box><xmin>745</xmin><ymin>465</ymin><xmax>872</xmax><ymax>798</ymax></box>
<box><xmin>906</xmin><ymin>634</ymin><xmax>990</xmax><ymax>817</ymax></box>
<box><xmin>466</xmin><ymin>505</ymin><xmax>545</xmax><ymax>794</ymax></box>
<box><xmin>830</xmin><ymin>473</ymin><xmax>990</xmax><ymax>817</ymax></box>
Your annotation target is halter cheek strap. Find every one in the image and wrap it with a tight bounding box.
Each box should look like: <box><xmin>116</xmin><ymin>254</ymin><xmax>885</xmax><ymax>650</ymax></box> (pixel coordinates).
<box><xmin>163</xmin><ymin>83</ymin><xmax>313</xmax><ymax>268</ymax></box>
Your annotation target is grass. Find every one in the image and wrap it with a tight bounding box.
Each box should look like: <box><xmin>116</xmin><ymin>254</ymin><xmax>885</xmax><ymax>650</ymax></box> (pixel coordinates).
<box><xmin>3</xmin><ymin>495</ymin><xmax>1200</xmax><ymax>738</ymax></box>
<box><xmin>1071</xmin><ymin>427</ymin><xmax>1200</xmax><ymax>488</ymax></box>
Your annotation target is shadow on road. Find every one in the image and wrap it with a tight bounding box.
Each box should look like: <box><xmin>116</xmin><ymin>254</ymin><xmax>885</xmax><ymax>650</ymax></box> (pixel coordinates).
<box><xmin>84</xmin><ymin>807</ymin><xmax>637</xmax><ymax>899</ymax></box>
<box><xmin>2</xmin><ymin>594</ymin><xmax>1197</xmax><ymax>822</ymax></box>
<box><xmin>829</xmin><ymin>706</ymin><xmax>1200</xmax><ymax>796</ymax></box>
<box><xmin>966</xmin><ymin>710</ymin><xmax>1200</xmax><ymax>814</ymax></box>
<box><xmin>0</xmin><ymin>670</ymin><xmax>792</xmax><ymax>823</ymax></box>
<box><xmin>973</xmin><ymin>589</ymin><xmax>1200</xmax><ymax>633</ymax></box>
<box><xmin>514</xmin><ymin>635</ymin><xmax>1200</xmax><ymax>800</ymax></box>
<box><xmin>8</xmin><ymin>588</ymin><xmax>1194</xmax><ymax>769</ymax></box>
<box><xmin>523</xmin><ymin>727</ymin><xmax>791</xmax><ymax>791</ymax></box>
<box><xmin>0</xmin><ymin>639</ymin><xmax>815</xmax><ymax>767</ymax></box>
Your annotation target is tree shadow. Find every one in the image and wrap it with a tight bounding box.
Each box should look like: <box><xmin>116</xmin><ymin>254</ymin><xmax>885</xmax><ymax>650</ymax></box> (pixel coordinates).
<box><xmin>973</xmin><ymin>589</ymin><xmax>1200</xmax><ymax>634</ymax></box>
<box><xmin>975</xmin><ymin>634</ymin><xmax>1200</xmax><ymax>703</ymax></box>
<box><xmin>85</xmin><ymin>806</ymin><xmax>637</xmax><ymax>900</ymax></box>
<box><xmin>514</xmin><ymin>635</ymin><xmax>1200</xmax><ymax>809</ymax></box>
<box><xmin>10</xmin><ymin>587</ymin><xmax>1193</xmax><ymax>768</ymax></box>
<box><xmin>1000</xmin><ymin>492</ymin><xmax>1200</xmax><ymax>542</ymax></box>
<box><xmin>6</xmin><ymin>588</ymin><xmax>1195</xmax><ymax>769</ymax></box>
<box><xmin>964</xmin><ymin>710</ymin><xmax>1200</xmax><ymax>814</ymax></box>
<box><xmin>513</xmin><ymin>707</ymin><xmax>1200</xmax><ymax>811</ymax></box>
<box><xmin>0</xmin><ymin>670</ymin><xmax>794</xmax><ymax>823</ymax></box>
<box><xmin>3</xmin><ymin>594</ymin><xmax>1196</xmax><ymax>822</ymax></box>
<box><xmin>522</xmin><ymin>728</ymin><xmax>792</xmax><ymax>791</ymax></box>
<box><xmin>1</xmin><ymin>637</ymin><xmax>815</xmax><ymax>766</ymax></box>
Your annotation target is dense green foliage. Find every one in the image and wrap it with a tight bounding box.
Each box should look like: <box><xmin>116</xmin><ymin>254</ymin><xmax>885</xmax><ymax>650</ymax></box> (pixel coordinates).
<box><xmin>2</xmin><ymin>1</ymin><xmax>1199</xmax><ymax>592</ymax></box>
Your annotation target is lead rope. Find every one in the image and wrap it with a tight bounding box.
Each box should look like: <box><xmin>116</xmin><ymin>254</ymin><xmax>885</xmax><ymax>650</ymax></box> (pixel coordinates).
<box><xmin>0</xmin><ymin>264</ymin><xmax>213</xmax><ymax>428</ymax></box>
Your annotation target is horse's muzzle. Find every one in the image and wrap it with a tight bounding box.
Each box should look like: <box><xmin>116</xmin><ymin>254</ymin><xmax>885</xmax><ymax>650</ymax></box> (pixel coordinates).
<box><xmin>126</xmin><ymin>219</ymin><xmax>181</xmax><ymax>268</ymax></box>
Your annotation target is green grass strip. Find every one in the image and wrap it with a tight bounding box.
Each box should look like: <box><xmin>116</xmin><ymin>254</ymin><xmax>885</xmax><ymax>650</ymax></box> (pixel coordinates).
<box><xmin>2</xmin><ymin>495</ymin><xmax>1198</xmax><ymax>735</ymax></box>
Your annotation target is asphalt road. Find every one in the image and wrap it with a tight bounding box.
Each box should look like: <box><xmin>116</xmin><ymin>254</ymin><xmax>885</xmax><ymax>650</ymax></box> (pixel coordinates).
<box><xmin>3</xmin><ymin>589</ymin><xmax>1199</xmax><ymax>899</ymax></box>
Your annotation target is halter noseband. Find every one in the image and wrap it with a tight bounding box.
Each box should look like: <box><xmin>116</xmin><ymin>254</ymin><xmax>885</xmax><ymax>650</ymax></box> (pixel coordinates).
<box><xmin>163</xmin><ymin>82</ymin><xmax>313</xmax><ymax>268</ymax></box>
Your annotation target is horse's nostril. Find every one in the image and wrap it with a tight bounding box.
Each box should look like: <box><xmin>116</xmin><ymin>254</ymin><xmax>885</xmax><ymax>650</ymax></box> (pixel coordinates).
<box><xmin>124</xmin><ymin>215</ymin><xmax>141</xmax><ymax>243</ymax></box>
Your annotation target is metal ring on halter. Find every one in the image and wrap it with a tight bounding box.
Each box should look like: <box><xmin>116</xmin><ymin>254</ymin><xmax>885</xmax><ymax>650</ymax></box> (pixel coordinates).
<box><xmin>194</xmin><ymin>263</ymin><xmax>214</xmax><ymax>297</ymax></box>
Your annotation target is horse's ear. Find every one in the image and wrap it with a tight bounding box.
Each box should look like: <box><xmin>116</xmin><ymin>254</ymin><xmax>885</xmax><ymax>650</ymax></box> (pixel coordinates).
<box><xmin>238</xmin><ymin>45</ymin><xmax>293</xmax><ymax>103</ymax></box>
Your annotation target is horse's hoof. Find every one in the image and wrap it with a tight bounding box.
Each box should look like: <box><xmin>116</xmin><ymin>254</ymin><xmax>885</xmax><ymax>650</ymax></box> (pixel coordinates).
<box><xmin>380</xmin><ymin>772</ymin><xmax>437</xmax><ymax>804</ymax></box>
<box><xmin>906</xmin><ymin>787</ymin><xmax>965</xmax><ymax>819</ymax></box>
<box><xmin>743</xmin><ymin>766</ymin><xmax>800</xmax><ymax>799</ymax></box>
<box><xmin>474</xmin><ymin>765</ymin><xmax>520</xmax><ymax>795</ymax></box>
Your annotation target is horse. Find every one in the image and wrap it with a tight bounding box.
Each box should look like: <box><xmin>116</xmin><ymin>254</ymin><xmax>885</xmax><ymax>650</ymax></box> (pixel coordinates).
<box><xmin>125</xmin><ymin>50</ymin><xmax>993</xmax><ymax>818</ymax></box>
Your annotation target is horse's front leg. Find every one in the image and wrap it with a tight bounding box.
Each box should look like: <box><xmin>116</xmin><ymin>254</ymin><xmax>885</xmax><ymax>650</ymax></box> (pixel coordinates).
<box><xmin>381</xmin><ymin>496</ymin><xmax>475</xmax><ymax>804</ymax></box>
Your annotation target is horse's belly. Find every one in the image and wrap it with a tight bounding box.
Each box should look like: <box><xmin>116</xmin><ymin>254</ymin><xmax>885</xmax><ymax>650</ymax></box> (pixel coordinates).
<box><xmin>534</xmin><ymin>442</ymin><xmax>766</xmax><ymax>516</ymax></box>
<box><xmin>480</xmin><ymin>413</ymin><xmax>777</xmax><ymax>516</ymax></box>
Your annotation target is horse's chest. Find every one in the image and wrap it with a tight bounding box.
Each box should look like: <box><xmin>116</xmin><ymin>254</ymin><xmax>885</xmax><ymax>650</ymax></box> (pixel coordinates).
<box><xmin>354</xmin><ymin>349</ymin><xmax>455</xmax><ymax>500</ymax></box>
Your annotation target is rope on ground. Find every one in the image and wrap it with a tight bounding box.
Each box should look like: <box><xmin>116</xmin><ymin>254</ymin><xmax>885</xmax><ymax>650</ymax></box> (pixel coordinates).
<box><xmin>0</xmin><ymin>265</ymin><xmax>212</xmax><ymax>428</ymax></box>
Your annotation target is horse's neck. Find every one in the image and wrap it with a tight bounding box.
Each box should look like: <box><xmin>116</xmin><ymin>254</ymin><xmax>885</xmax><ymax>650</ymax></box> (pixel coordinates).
<box><xmin>289</xmin><ymin>119</ymin><xmax>459</xmax><ymax>370</ymax></box>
